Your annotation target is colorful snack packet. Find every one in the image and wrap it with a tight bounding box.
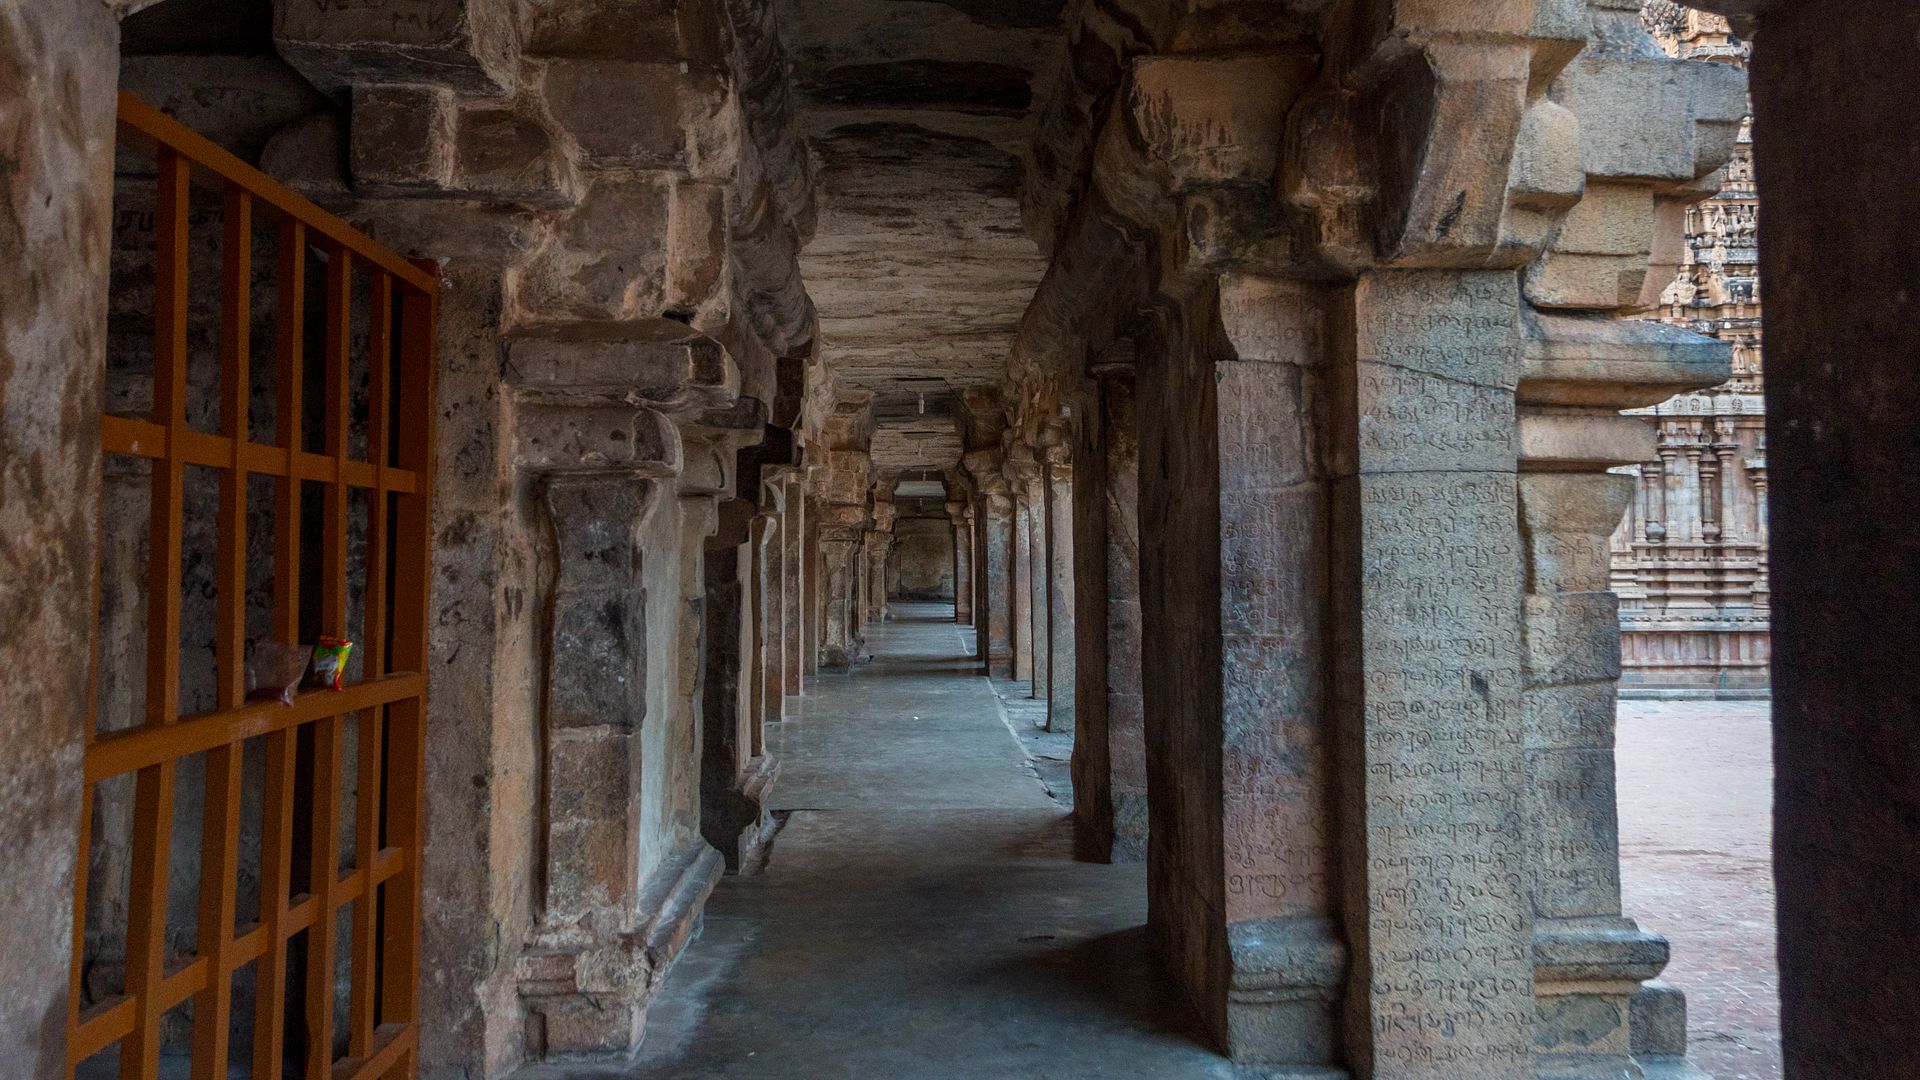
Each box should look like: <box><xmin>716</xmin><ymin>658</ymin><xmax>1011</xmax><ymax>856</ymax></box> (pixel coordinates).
<box><xmin>307</xmin><ymin>637</ymin><xmax>354</xmax><ymax>691</ymax></box>
<box><xmin>247</xmin><ymin>641</ymin><xmax>311</xmax><ymax>705</ymax></box>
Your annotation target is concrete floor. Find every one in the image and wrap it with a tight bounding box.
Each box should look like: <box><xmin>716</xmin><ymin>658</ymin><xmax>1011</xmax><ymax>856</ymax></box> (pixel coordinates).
<box><xmin>529</xmin><ymin>601</ymin><xmax>1251</xmax><ymax>1080</ymax></box>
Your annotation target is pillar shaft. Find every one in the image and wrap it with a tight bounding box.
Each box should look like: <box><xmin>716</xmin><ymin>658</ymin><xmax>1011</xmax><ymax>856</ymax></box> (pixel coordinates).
<box><xmin>818</xmin><ymin>525</ymin><xmax>863</xmax><ymax>670</ymax></box>
<box><xmin>1739</xmin><ymin>3</ymin><xmax>1920</xmax><ymax>1072</ymax></box>
<box><xmin>950</xmin><ymin>505</ymin><xmax>974</xmax><ymax>624</ymax></box>
<box><xmin>699</xmin><ymin>532</ymin><xmax>776</xmax><ymax>873</ymax></box>
<box><xmin>755</xmin><ymin>510</ymin><xmax>784</xmax><ymax>723</ymax></box>
<box><xmin>1044</xmin><ymin>453</ymin><xmax>1076</xmax><ymax>734</ymax></box>
<box><xmin>1072</xmin><ymin>372</ymin><xmax>1147</xmax><ymax>863</ymax></box>
<box><xmin>1333</xmin><ymin>271</ymin><xmax>1533</xmax><ymax>1076</ymax></box>
<box><xmin>979</xmin><ymin>490</ymin><xmax>1014</xmax><ymax>672</ymax></box>
<box><xmin>1025</xmin><ymin>478</ymin><xmax>1050</xmax><ymax>700</ymax></box>
<box><xmin>803</xmin><ymin>492</ymin><xmax>821</xmax><ymax>677</ymax></box>
<box><xmin>1011</xmin><ymin>493</ymin><xmax>1035</xmax><ymax>682</ymax></box>
<box><xmin>1138</xmin><ymin>279</ymin><xmax>1343</xmax><ymax>1066</ymax></box>
<box><xmin>0</xmin><ymin>5</ymin><xmax>115</xmax><ymax>1070</ymax></box>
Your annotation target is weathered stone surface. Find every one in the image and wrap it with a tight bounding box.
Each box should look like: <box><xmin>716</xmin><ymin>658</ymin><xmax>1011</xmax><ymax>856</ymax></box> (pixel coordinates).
<box><xmin>1334</xmin><ymin>271</ymin><xmax>1532</xmax><ymax>1078</ymax></box>
<box><xmin>890</xmin><ymin>515</ymin><xmax>954</xmax><ymax>600</ymax></box>
<box><xmin>455</xmin><ymin>102</ymin><xmax>576</xmax><ymax>203</ymax></box>
<box><xmin>0</xmin><ymin>4</ymin><xmax>115</xmax><ymax>1073</ymax></box>
<box><xmin>351</xmin><ymin>83</ymin><xmax>456</xmax><ymax>192</ymax></box>
<box><xmin>274</xmin><ymin>0</ymin><xmax>518</xmax><ymax>95</ymax></box>
<box><xmin>1725</xmin><ymin>1</ymin><xmax>1920</xmax><ymax>1074</ymax></box>
<box><xmin>511</xmin><ymin>177</ymin><xmax>674</xmax><ymax>324</ymax></box>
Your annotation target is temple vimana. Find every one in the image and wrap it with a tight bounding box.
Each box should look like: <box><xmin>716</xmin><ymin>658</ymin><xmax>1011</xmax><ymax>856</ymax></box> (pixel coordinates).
<box><xmin>1</xmin><ymin>0</ymin><xmax>1913</xmax><ymax>1079</ymax></box>
<box><xmin>1615</xmin><ymin>3</ymin><xmax>1768</xmax><ymax>697</ymax></box>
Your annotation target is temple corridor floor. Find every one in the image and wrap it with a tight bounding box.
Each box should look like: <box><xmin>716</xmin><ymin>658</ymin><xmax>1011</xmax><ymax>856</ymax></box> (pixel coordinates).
<box><xmin>526</xmin><ymin>601</ymin><xmax>1251</xmax><ymax>1080</ymax></box>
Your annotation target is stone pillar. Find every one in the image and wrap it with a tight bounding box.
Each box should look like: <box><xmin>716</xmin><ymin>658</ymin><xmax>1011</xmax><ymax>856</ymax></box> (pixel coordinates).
<box><xmin>816</xmin><ymin>503</ymin><xmax>867</xmax><ymax>670</ymax></box>
<box><xmin>865</xmin><ymin>498</ymin><xmax>894</xmax><ymax>625</ymax></box>
<box><xmin>1714</xmin><ymin>422</ymin><xmax>1743</xmax><ymax>543</ymax></box>
<box><xmin>1659</xmin><ymin>428</ymin><xmax>1697</xmax><ymax>544</ymax></box>
<box><xmin>782</xmin><ymin>474</ymin><xmax>804</xmax><ymax>696</ymax></box>
<box><xmin>948</xmin><ymin>500</ymin><xmax>974</xmax><ymax>624</ymax></box>
<box><xmin>1516</xmin><ymin>313</ymin><xmax>1729</xmax><ymax>1074</ymax></box>
<box><xmin>803</xmin><ymin>488</ymin><xmax>821</xmax><ymax>677</ymax></box>
<box><xmin>0</xmin><ymin>4</ymin><xmax>116</xmax><ymax>1071</ymax></box>
<box><xmin>522</xmin><ymin>469</ymin><xmax>661</xmax><ymax>1054</ymax></box>
<box><xmin>1009</xmin><ymin>467</ymin><xmax>1036</xmax><ymax>683</ymax></box>
<box><xmin>701</xmin><ymin>505</ymin><xmax>778</xmax><ymax>875</ymax></box>
<box><xmin>754</xmin><ymin>470</ymin><xmax>788</xmax><ymax>721</ymax></box>
<box><xmin>1640</xmin><ymin>456</ymin><xmax>1666</xmax><ymax>542</ymax></box>
<box><xmin>848</xmin><ymin>530</ymin><xmax>864</xmax><ymax>638</ymax></box>
<box><xmin>967</xmin><ymin>452</ymin><xmax>1015</xmax><ymax>675</ymax></box>
<box><xmin>1026</xmin><ymin>472</ymin><xmax>1050</xmax><ymax>702</ymax></box>
<box><xmin>751</xmin><ymin>507</ymin><xmax>783</xmax><ymax>726</ymax></box>
<box><xmin>1072</xmin><ymin>367</ymin><xmax>1147</xmax><ymax>863</ymax></box>
<box><xmin>1329</xmin><ymin>270</ymin><xmax>1536</xmax><ymax>1078</ymax></box>
<box><xmin>1138</xmin><ymin>278</ymin><xmax>1346</xmax><ymax>1068</ymax></box>
<box><xmin>1042</xmin><ymin>426</ymin><xmax>1077</xmax><ymax>735</ymax></box>
<box><xmin>972</xmin><ymin>495</ymin><xmax>990</xmax><ymax>647</ymax></box>
<box><xmin>1701</xmin><ymin>0</ymin><xmax>1920</xmax><ymax>1072</ymax></box>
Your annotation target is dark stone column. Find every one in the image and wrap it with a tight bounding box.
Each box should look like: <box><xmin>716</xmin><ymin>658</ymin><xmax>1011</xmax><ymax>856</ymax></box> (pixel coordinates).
<box><xmin>1732</xmin><ymin>2</ymin><xmax>1920</xmax><ymax>1073</ymax></box>
<box><xmin>969</xmin><ymin>459</ymin><xmax>1014</xmax><ymax>675</ymax></box>
<box><xmin>803</xmin><ymin>489</ymin><xmax>821</xmax><ymax>677</ymax></box>
<box><xmin>1026</xmin><ymin>471</ymin><xmax>1049</xmax><ymax>702</ymax></box>
<box><xmin>949</xmin><ymin>501</ymin><xmax>974</xmax><ymax>624</ymax></box>
<box><xmin>1137</xmin><ymin>281</ymin><xmax>1344</xmax><ymax>1067</ymax></box>
<box><xmin>700</xmin><ymin>536</ymin><xmax>777</xmax><ymax>874</ymax></box>
<box><xmin>1072</xmin><ymin>370</ymin><xmax>1147</xmax><ymax>863</ymax></box>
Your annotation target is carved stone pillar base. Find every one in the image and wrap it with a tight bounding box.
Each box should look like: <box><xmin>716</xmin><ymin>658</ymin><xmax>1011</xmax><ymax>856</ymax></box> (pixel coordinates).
<box><xmin>519</xmin><ymin>841</ymin><xmax>722</xmax><ymax>1059</ymax></box>
<box><xmin>705</xmin><ymin>755</ymin><xmax>781</xmax><ymax>874</ymax></box>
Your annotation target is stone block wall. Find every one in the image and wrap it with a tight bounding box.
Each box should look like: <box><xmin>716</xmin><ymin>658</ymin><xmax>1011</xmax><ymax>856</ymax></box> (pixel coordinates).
<box><xmin>887</xmin><ymin>515</ymin><xmax>954</xmax><ymax>601</ymax></box>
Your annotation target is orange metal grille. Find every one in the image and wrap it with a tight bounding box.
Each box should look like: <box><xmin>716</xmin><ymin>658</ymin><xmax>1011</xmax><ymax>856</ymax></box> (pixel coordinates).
<box><xmin>70</xmin><ymin>92</ymin><xmax>437</xmax><ymax>1080</ymax></box>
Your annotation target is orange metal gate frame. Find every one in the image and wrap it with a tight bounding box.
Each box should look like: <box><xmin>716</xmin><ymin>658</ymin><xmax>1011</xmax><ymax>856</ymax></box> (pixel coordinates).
<box><xmin>70</xmin><ymin>93</ymin><xmax>437</xmax><ymax>1080</ymax></box>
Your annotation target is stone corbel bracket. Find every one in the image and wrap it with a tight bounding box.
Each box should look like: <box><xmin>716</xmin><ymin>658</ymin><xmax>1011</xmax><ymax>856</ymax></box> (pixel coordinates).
<box><xmin>274</xmin><ymin>0</ymin><xmax>520</xmax><ymax>98</ymax></box>
<box><xmin>676</xmin><ymin>396</ymin><xmax>771</xmax><ymax>498</ymax></box>
<box><xmin>507</xmin><ymin>322</ymin><xmax>741</xmax><ymax>415</ymax></box>
<box><xmin>345</xmin><ymin>85</ymin><xmax>582</xmax><ymax>206</ymax></box>
<box><xmin>1528</xmin><ymin>5</ymin><xmax>1749</xmax><ymax>311</ymax></box>
<box><xmin>1001</xmin><ymin>438</ymin><xmax>1041</xmax><ymax>496</ymax></box>
<box><xmin>1089</xmin><ymin>45</ymin><xmax>1327</xmax><ymax>291</ymax></box>
<box><xmin>1517</xmin><ymin>310</ymin><xmax>1732</xmax><ymax>472</ymax></box>
<box><xmin>1267</xmin><ymin>0</ymin><xmax>1596</xmax><ymax>275</ymax></box>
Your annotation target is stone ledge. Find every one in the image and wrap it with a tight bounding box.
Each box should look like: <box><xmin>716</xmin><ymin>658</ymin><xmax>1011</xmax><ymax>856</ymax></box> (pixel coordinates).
<box><xmin>1533</xmin><ymin>918</ymin><xmax>1670</xmax><ymax>985</ymax></box>
<box><xmin>1619</xmin><ymin>686</ymin><xmax>1771</xmax><ymax>701</ymax></box>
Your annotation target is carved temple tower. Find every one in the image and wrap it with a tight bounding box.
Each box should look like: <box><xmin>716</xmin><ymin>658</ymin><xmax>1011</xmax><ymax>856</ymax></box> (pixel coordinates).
<box><xmin>1612</xmin><ymin>3</ymin><xmax>1770</xmax><ymax>695</ymax></box>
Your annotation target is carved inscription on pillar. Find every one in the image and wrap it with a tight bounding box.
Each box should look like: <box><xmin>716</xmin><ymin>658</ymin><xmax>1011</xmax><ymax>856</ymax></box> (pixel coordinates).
<box><xmin>1346</xmin><ymin>272</ymin><xmax>1532</xmax><ymax>1077</ymax></box>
